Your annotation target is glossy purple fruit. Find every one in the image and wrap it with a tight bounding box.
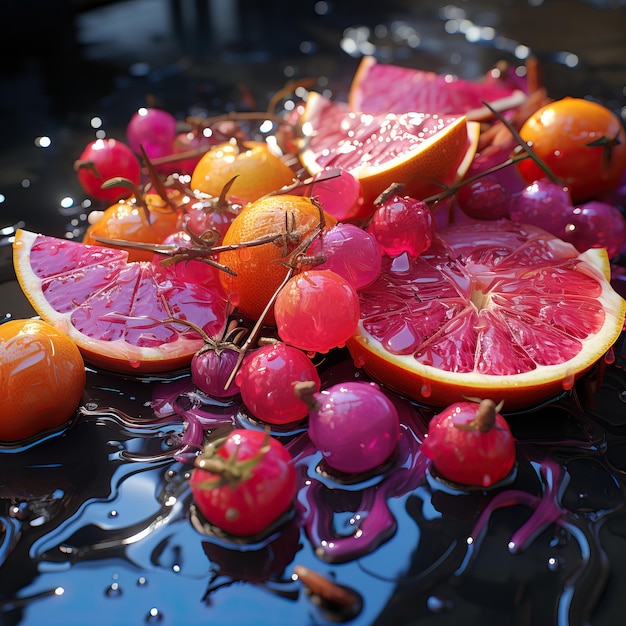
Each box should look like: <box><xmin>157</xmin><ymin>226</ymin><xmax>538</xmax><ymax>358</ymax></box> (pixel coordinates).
<box><xmin>456</xmin><ymin>176</ymin><xmax>511</xmax><ymax>220</ymax></box>
<box><xmin>306</xmin><ymin>381</ymin><xmax>400</xmax><ymax>474</ymax></box>
<box><xmin>509</xmin><ymin>179</ymin><xmax>574</xmax><ymax>235</ymax></box>
<box><xmin>191</xmin><ymin>346</ymin><xmax>240</xmax><ymax>398</ymax></box>
<box><xmin>560</xmin><ymin>200</ymin><xmax>626</xmax><ymax>259</ymax></box>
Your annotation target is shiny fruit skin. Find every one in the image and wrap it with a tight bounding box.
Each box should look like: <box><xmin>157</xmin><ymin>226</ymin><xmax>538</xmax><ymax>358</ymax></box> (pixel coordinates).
<box><xmin>75</xmin><ymin>138</ymin><xmax>142</xmax><ymax>202</ymax></box>
<box><xmin>189</xmin><ymin>429</ymin><xmax>296</xmax><ymax>536</ymax></box>
<box><xmin>517</xmin><ymin>97</ymin><xmax>626</xmax><ymax>204</ymax></box>
<box><xmin>0</xmin><ymin>319</ymin><xmax>85</xmax><ymax>443</ymax></box>
<box><xmin>274</xmin><ymin>269</ymin><xmax>360</xmax><ymax>354</ymax></box>
<box><xmin>83</xmin><ymin>196</ymin><xmax>180</xmax><ymax>263</ymax></box>
<box><xmin>307</xmin><ymin>381</ymin><xmax>400</xmax><ymax>474</ymax></box>
<box><xmin>190</xmin><ymin>140</ymin><xmax>295</xmax><ymax>204</ymax></box>
<box><xmin>420</xmin><ymin>400</ymin><xmax>515</xmax><ymax>488</ymax></box>
<box><xmin>237</xmin><ymin>342</ymin><xmax>321</xmax><ymax>425</ymax></box>
<box><xmin>218</xmin><ymin>195</ymin><xmax>332</xmax><ymax>325</ymax></box>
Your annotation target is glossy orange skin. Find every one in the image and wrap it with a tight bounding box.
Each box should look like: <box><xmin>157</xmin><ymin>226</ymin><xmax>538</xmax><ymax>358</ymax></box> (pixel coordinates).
<box><xmin>190</xmin><ymin>140</ymin><xmax>295</xmax><ymax>204</ymax></box>
<box><xmin>0</xmin><ymin>319</ymin><xmax>85</xmax><ymax>443</ymax></box>
<box><xmin>83</xmin><ymin>193</ymin><xmax>180</xmax><ymax>262</ymax></box>
<box><xmin>218</xmin><ymin>195</ymin><xmax>335</xmax><ymax>325</ymax></box>
<box><xmin>517</xmin><ymin>97</ymin><xmax>626</xmax><ymax>204</ymax></box>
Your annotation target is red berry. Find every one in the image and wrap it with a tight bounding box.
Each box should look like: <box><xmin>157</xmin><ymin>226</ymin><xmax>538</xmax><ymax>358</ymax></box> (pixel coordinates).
<box><xmin>421</xmin><ymin>399</ymin><xmax>515</xmax><ymax>487</ymax></box>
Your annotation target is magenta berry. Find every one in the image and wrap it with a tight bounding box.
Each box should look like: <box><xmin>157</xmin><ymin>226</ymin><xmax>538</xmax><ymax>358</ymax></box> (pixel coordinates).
<box><xmin>456</xmin><ymin>176</ymin><xmax>510</xmax><ymax>220</ymax></box>
<box><xmin>302</xmin><ymin>380</ymin><xmax>401</xmax><ymax>474</ymax></box>
<box><xmin>367</xmin><ymin>195</ymin><xmax>434</xmax><ymax>258</ymax></box>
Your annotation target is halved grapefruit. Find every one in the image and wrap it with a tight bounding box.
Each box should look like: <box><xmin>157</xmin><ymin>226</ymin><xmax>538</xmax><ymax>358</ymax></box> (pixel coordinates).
<box><xmin>298</xmin><ymin>92</ymin><xmax>474</xmax><ymax>219</ymax></box>
<box><xmin>347</xmin><ymin>220</ymin><xmax>626</xmax><ymax>411</ymax></box>
<box><xmin>349</xmin><ymin>56</ymin><xmax>528</xmax><ymax>121</ymax></box>
<box><xmin>13</xmin><ymin>229</ymin><xmax>227</xmax><ymax>375</ymax></box>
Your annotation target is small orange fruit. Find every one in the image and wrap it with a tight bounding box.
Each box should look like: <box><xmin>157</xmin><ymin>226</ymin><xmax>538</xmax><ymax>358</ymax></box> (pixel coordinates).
<box><xmin>83</xmin><ymin>192</ymin><xmax>180</xmax><ymax>262</ymax></box>
<box><xmin>190</xmin><ymin>139</ymin><xmax>296</xmax><ymax>204</ymax></box>
<box><xmin>0</xmin><ymin>319</ymin><xmax>86</xmax><ymax>443</ymax></box>
<box><xmin>218</xmin><ymin>194</ymin><xmax>335</xmax><ymax>324</ymax></box>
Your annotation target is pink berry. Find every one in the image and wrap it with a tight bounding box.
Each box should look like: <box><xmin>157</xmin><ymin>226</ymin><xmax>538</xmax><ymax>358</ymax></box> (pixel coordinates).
<box><xmin>307</xmin><ymin>223</ymin><xmax>382</xmax><ymax>289</ymax></box>
<box><xmin>127</xmin><ymin>107</ymin><xmax>177</xmax><ymax>161</ymax></box>
<box><xmin>274</xmin><ymin>269</ymin><xmax>360</xmax><ymax>354</ymax></box>
<box><xmin>236</xmin><ymin>342</ymin><xmax>321</xmax><ymax>425</ymax></box>
<box><xmin>367</xmin><ymin>195</ymin><xmax>434</xmax><ymax>258</ymax></box>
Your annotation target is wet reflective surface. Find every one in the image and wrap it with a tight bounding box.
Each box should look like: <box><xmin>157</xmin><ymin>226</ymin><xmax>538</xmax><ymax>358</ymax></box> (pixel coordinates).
<box><xmin>1</xmin><ymin>1</ymin><xmax>626</xmax><ymax>625</ymax></box>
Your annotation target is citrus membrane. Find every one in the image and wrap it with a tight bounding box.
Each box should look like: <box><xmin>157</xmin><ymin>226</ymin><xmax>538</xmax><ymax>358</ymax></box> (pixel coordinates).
<box><xmin>347</xmin><ymin>220</ymin><xmax>626</xmax><ymax>411</ymax></box>
<box><xmin>348</xmin><ymin>55</ymin><xmax>528</xmax><ymax>121</ymax></box>
<box><xmin>298</xmin><ymin>92</ymin><xmax>472</xmax><ymax>219</ymax></box>
<box><xmin>13</xmin><ymin>229</ymin><xmax>227</xmax><ymax>375</ymax></box>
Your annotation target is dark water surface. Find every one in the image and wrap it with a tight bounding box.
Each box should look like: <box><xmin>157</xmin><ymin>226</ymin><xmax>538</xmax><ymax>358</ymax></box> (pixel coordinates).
<box><xmin>1</xmin><ymin>1</ymin><xmax>626</xmax><ymax>625</ymax></box>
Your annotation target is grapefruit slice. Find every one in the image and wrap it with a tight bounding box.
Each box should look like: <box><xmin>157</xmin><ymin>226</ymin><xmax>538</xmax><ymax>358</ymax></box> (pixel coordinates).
<box><xmin>298</xmin><ymin>92</ymin><xmax>473</xmax><ymax>219</ymax></box>
<box><xmin>347</xmin><ymin>220</ymin><xmax>626</xmax><ymax>411</ymax></box>
<box><xmin>349</xmin><ymin>56</ymin><xmax>528</xmax><ymax>121</ymax></box>
<box><xmin>13</xmin><ymin>229</ymin><xmax>228</xmax><ymax>375</ymax></box>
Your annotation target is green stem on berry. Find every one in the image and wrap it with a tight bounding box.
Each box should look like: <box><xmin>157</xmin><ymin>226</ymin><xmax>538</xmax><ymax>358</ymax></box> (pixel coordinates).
<box><xmin>194</xmin><ymin>427</ymin><xmax>272</xmax><ymax>490</ymax></box>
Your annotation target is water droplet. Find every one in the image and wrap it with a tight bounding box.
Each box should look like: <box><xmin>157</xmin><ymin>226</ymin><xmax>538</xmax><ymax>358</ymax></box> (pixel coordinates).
<box><xmin>137</xmin><ymin>577</ymin><xmax>148</xmax><ymax>587</ymax></box>
<box><xmin>561</xmin><ymin>373</ymin><xmax>575</xmax><ymax>391</ymax></box>
<box><xmin>547</xmin><ymin>556</ymin><xmax>560</xmax><ymax>571</ymax></box>
<box><xmin>420</xmin><ymin>381</ymin><xmax>431</xmax><ymax>398</ymax></box>
<box><xmin>238</xmin><ymin>247</ymin><xmax>252</xmax><ymax>261</ymax></box>
<box><xmin>605</xmin><ymin>347</ymin><xmax>615</xmax><ymax>365</ymax></box>
<box><xmin>354</xmin><ymin>355</ymin><xmax>365</xmax><ymax>368</ymax></box>
<box><xmin>108</xmin><ymin>510</ymin><xmax>118</xmax><ymax>518</ymax></box>
<box><xmin>619</xmin><ymin>390</ymin><xmax>626</xmax><ymax>403</ymax></box>
<box><xmin>146</xmin><ymin>607</ymin><xmax>163</xmax><ymax>622</ymax></box>
<box><xmin>426</xmin><ymin>595</ymin><xmax>451</xmax><ymax>613</ymax></box>
<box><xmin>105</xmin><ymin>582</ymin><xmax>123</xmax><ymax>597</ymax></box>
<box><xmin>128</xmin><ymin>360</ymin><xmax>141</xmax><ymax>369</ymax></box>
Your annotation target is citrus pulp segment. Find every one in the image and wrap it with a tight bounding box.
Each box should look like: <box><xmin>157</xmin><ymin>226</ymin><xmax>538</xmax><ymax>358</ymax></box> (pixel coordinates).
<box><xmin>347</xmin><ymin>220</ymin><xmax>626</xmax><ymax>411</ymax></box>
<box><xmin>13</xmin><ymin>229</ymin><xmax>228</xmax><ymax>375</ymax></box>
<box><xmin>298</xmin><ymin>92</ymin><xmax>472</xmax><ymax>219</ymax></box>
<box><xmin>348</xmin><ymin>55</ymin><xmax>528</xmax><ymax>121</ymax></box>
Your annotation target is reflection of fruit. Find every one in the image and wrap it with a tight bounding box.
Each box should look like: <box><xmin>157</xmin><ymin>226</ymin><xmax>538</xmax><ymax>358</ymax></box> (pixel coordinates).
<box><xmin>190</xmin><ymin>429</ymin><xmax>297</xmax><ymax>536</ymax></box>
<box><xmin>218</xmin><ymin>194</ymin><xmax>333</xmax><ymax>324</ymax></box>
<box><xmin>421</xmin><ymin>399</ymin><xmax>515</xmax><ymax>487</ymax></box>
<box><xmin>13</xmin><ymin>229</ymin><xmax>227</xmax><ymax>375</ymax></box>
<box><xmin>0</xmin><ymin>319</ymin><xmax>85</xmax><ymax>443</ymax></box>
<box><xmin>298</xmin><ymin>92</ymin><xmax>471</xmax><ymax>218</ymax></box>
<box><xmin>191</xmin><ymin>140</ymin><xmax>295</xmax><ymax>204</ymax></box>
<box><xmin>349</xmin><ymin>55</ymin><xmax>528</xmax><ymax>121</ymax></box>
<box><xmin>517</xmin><ymin>97</ymin><xmax>626</xmax><ymax>204</ymax></box>
<box><xmin>348</xmin><ymin>220</ymin><xmax>626</xmax><ymax>410</ymax></box>
<box><xmin>83</xmin><ymin>195</ymin><xmax>180</xmax><ymax>262</ymax></box>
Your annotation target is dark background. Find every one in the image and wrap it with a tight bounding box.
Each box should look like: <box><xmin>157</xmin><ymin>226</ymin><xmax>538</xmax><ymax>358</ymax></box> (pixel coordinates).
<box><xmin>1</xmin><ymin>0</ymin><xmax>625</xmax><ymax>239</ymax></box>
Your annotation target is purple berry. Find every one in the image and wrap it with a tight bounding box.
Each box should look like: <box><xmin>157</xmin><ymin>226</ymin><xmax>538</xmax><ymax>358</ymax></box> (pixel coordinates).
<box><xmin>509</xmin><ymin>179</ymin><xmax>574</xmax><ymax>235</ymax></box>
<box><xmin>304</xmin><ymin>381</ymin><xmax>400</xmax><ymax>474</ymax></box>
<box><xmin>455</xmin><ymin>176</ymin><xmax>510</xmax><ymax>220</ymax></box>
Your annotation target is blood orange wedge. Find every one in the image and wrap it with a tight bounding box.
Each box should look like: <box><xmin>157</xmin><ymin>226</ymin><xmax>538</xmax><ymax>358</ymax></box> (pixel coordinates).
<box><xmin>347</xmin><ymin>220</ymin><xmax>626</xmax><ymax>411</ymax></box>
<box><xmin>13</xmin><ymin>229</ymin><xmax>228</xmax><ymax>375</ymax></box>
<box><xmin>349</xmin><ymin>56</ymin><xmax>528</xmax><ymax>121</ymax></box>
<box><xmin>298</xmin><ymin>92</ymin><xmax>473</xmax><ymax>220</ymax></box>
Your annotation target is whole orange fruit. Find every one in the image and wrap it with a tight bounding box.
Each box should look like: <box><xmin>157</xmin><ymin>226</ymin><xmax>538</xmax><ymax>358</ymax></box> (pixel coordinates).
<box><xmin>83</xmin><ymin>193</ymin><xmax>180</xmax><ymax>263</ymax></box>
<box><xmin>0</xmin><ymin>319</ymin><xmax>86</xmax><ymax>443</ymax></box>
<box><xmin>517</xmin><ymin>97</ymin><xmax>626</xmax><ymax>204</ymax></box>
<box><xmin>218</xmin><ymin>194</ymin><xmax>335</xmax><ymax>324</ymax></box>
<box><xmin>190</xmin><ymin>139</ymin><xmax>295</xmax><ymax>204</ymax></box>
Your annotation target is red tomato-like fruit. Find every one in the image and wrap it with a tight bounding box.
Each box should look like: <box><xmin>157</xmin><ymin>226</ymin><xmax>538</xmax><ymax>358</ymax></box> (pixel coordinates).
<box><xmin>517</xmin><ymin>97</ymin><xmax>626</xmax><ymax>204</ymax></box>
<box><xmin>420</xmin><ymin>399</ymin><xmax>515</xmax><ymax>487</ymax></box>
<box><xmin>75</xmin><ymin>138</ymin><xmax>142</xmax><ymax>202</ymax></box>
<box><xmin>189</xmin><ymin>429</ymin><xmax>297</xmax><ymax>536</ymax></box>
